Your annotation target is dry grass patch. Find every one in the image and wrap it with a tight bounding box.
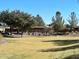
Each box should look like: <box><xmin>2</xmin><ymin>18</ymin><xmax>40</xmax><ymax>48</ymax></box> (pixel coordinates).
<box><xmin>0</xmin><ymin>36</ymin><xmax>79</xmax><ymax>59</ymax></box>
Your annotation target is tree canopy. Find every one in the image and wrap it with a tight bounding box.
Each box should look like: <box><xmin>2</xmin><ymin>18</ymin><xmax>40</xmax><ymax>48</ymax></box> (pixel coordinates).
<box><xmin>0</xmin><ymin>10</ymin><xmax>45</xmax><ymax>33</ymax></box>
<box><xmin>0</xmin><ymin>10</ymin><xmax>79</xmax><ymax>33</ymax></box>
<box><xmin>32</xmin><ymin>15</ymin><xmax>45</xmax><ymax>26</ymax></box>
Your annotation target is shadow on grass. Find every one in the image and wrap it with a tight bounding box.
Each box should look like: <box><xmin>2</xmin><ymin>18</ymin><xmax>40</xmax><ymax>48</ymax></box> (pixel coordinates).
<box><xmin>63</xmin><ymin>54</ymin><xmax>79</xmax><ymax>59</ymax></box>
<box><xmin>40</xmin><ymin>44</ymin><xmax>79</xmax><ymax>52</ymax></box>
<box><xmin>40</xmin><ymin>40</ymin><xmax>79</xmax><ymax>52</ymax></box>
<box><xmin>42</xmin><ymin>40</ymin><xmax>79</xmax><ymax>46</ymax></box>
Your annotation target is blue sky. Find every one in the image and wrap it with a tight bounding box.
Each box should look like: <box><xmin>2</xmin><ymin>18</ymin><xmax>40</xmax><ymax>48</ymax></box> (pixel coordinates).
<box><xmin>0</xmin><ymin>0</ymin><xmax>79</xmax><ymax>24</ymax></box>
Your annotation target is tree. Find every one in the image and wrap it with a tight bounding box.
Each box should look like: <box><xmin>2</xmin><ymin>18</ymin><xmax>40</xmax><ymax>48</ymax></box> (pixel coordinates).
<box><xmin>32</xmin><ymin>15</ymin><xmax>45</xmax><ymax>26</ymax></box>
<box><xmin>68</xmin><ymin>12</ymin><xmax>78</xmax><ymax>31</ymax></box>
<box><xmin>0</xmin><ymin>10</ymin><xmax>15</xmax><ymax>33</ymax></box>
<box><xmin>50</xmin><ymin>11</ymin><xmax>65</xmax><ymax>33</ymax></box>
<box><xmin>0</xmin><ymin>10</ymin><xmax>33</xmax><ymax>34</ymax></box>
<box><xmin>0</xmin><ymin>10</ymin><xmax>11</xmax><ymax>25</ymax></box>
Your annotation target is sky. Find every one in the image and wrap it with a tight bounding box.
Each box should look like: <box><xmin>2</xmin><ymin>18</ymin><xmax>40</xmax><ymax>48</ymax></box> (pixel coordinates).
<box><xmin>0</xmin><ymin>0</ymin><xmax>79</xmax><ymax>24</ymax></box>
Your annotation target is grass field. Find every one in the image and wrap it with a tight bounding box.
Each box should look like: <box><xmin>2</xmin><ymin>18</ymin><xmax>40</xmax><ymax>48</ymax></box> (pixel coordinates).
<box><xmin>0</xmin><ymin>36</ymin><xmax>79</xmax><ymax>59</ymax></box>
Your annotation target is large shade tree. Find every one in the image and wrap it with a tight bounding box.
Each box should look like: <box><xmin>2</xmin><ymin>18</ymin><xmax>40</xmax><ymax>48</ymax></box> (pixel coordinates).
<box><xmin>0</xmin><ymin>10</ymin><xmax>46</xmax><ymax>35</ymax></box>
<box><xmin>0</xmin><ymin>10</ymin><xmax>33</xmax><ymax>33</ymax></box>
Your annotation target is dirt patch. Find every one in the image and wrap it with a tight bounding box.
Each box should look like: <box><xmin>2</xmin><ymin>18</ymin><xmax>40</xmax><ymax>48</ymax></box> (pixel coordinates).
<box><xmin>0</xmin><ymin>39</ymin><xmax>8</xmax><ymax>44</ymax></box>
